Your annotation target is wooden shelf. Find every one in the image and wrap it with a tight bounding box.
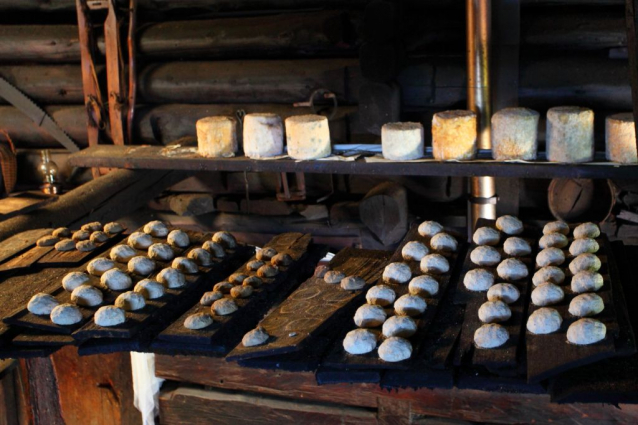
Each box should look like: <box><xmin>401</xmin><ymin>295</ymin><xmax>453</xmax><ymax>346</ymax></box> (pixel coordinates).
<box><xmin>68</xmin><ymin>145</ymin><xmax>638</xmax><ymax>179</ymax></box>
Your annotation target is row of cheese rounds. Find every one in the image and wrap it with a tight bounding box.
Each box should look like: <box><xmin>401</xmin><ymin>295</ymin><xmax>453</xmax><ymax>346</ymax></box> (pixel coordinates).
<box><xmin>197</xmin><ymin>114</ymin><xmax>331</xmax><ymax>160</ymax></box>
<box><xmin>382</xmin><ymin>108</ymin><xmax>637</xmax><ymax>164</ymax></box>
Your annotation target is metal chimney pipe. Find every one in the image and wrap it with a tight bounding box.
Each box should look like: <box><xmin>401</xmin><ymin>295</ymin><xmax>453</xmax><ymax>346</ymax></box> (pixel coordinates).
<box><xmin>467</xmin><ymin>0</ymin><xmax>496</xmax><ymax>234</ymax></box>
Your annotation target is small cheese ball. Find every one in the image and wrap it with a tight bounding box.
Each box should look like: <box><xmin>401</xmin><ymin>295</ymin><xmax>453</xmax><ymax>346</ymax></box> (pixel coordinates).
<box><xmin>366</xmin><ymin>285</ymin><xmax>396</xmax><ymax>307</ymax></box>
<box><xmin>340</xmin><ymin>276</ymin><xmax>366</xmax><ymax>291</ymax></box>
<box><xmin>478</xmin><ymin>300</ymin><xmax>511</xmax><ymax>323</ymax></box>
<box><xmin>242</xmin><ymin>326</ymin><xmax>269</xmax><ymax>347</ymax></box>
<box><xmin>569</xmin><ymin>238</ymin><xmax>599</xmax><ymax>256</ymax></box>
<box><xmin>100</xmin><ymin>269</ymin><xmax>133</xmax><ymax>291</ymax></box>
<box><xmin>430</xmin><ymin>232</ymin><xmax>458</xmax><ymax>253</ymax></box>
<box><xmin>569</xmin><ymin>253</ymin><xmax>601</xmax><ymax>274</ymax></box>
<box><xmin>418</xmin><ymin>221</ymin><xmax>443</xmax><ymax>237</ymax></box>
<box><xmin>228</xmin><ymin>273</ymin><xmax>247</xmax><ymax>285</ymax></box>
<box><xmin>37</xmin><ymin>235</ymin><xmax>59</xmax><ymax>247</ymax></box>
<box><xmin>200</xmin><ymin>291</ymin><xmax>223</xmax><ymax>306</ymax></box>
<box><xmin>571</xmin><ymin>271</ymin><xmax>604</xmax><ymax>294</ymax></box>
<box><xmin>110</xmin><ymin>245</ymin><xmax>137</xmax><ymax>263</ymax></box>
<box><xmin>527</xmin><ymin>308</ymin><xmax>562</xmax><ymax>335</ymax></box>
<box><xmin>567</xmin><ymin>318</ymin><xmax>606</xmax><ymax>345</ymax></box>
<box><xmin>128</xmin><ymin>232</ymin><xmax>153</xmax><ymax>250</ymax></box>
<box><xmin>573</xmin><ymin>222</ymin><xmax>600</xmax><ymax>239</ymax></box>
<box><xmin>62</xmin><ymin>272</ymin><xmax>90</xmax><ymax>292</ymax></box>
<box><xmin>503</xmin><ymin>237</ymin><xmax>532</xmax><ymax>257</ymax></box>
<box><xmin>569</xmin><ymin>293</ymin><xmax>604</xmax><ymax>317</ymax></box>
<box><xmin>420</xmin><ymin>254</ymin><xmax>450</xmax><ymax>274</ymax></box>
<box><xmin>474</xmin><ymin>323</ymin><xmax>508</xmax><ymax>349</ymax></box>
<box><xmin>243</xmin><ymin>276</ymin><xmax>263</xmax><ymax>288</ymax></box>
<box><xmin>487</xmin><ymin>283</ymin><xmax>520</xmax><ymax>304</ymax></box>
<box><xmin>90</xmin><ymin>231</ymin><xmax>108</xmax><ymax>244</ymax></box>
<box><xmin>157</xmin><ymin>267</ymin><xmax>186</xmax><ymax>289</ymax></box>
<box><xmin>543</xmin><ymin>221</ymin><xmax>569</xmax><ymax>235</ymax></box>
<box><xmin>343</xmin><ymin>328</ymin><xmax>378</xmax><ymax>355</ymax></box>
<box><xmin>148</xmin><ymin>243</ymin><xmax>174</xmax><ymax>262</ymax></box>
<box><xmin>94</xmin><ymin>306</ymin><xmax>126</xmax><ymax>327</ymax></box>
<box><xmin>463</xmin><ymin>268</ymin><xmax>494</xmax><ymax>292</ymax></box>
<box><xmin>408</xmin><ymin>275</ymin><xmax>439</xmax><ymax>297</ymax></box>
<box><xmin>231</xmin><ymin>285</ymin><xmax>253</xmax><ymax>299</ymax></box>
<box><xmin>76</xmin><ymin>240</ymin><xmax>96</xmax><ymax>252</ymax></box>
<box><xmin>143</xmin><ymin>220</ymin><xmax>169</xmax><ymax>237</ymax></box>
<box><xmin>470</xmin><ymin>245</ymin><xmax>501</xmax><ymax>267</ymax></box>
<box><xmin>383</xmin><ymin>262</ymin><xmax>411</xmax><ymax>284</ymax></box>
<box><xmin>257</xmin><ymin>264</ymin><xmax>279</xmax><ymax>278</ymax></box>
<box><xmin>531</xmin><ymin>282</ymin><xmax>564</xmax><ymax>307</ymax></box>
<box><xmin>87</xmin><ymin>258</ymin><xmax>116</xmax><ymax>276</ymax></box>
<box><xmin>256</xmin><ymin>247</ymin><xmax>277</xmax><ymax>261</ymax></box>
<box><xmin>497</xmin><ymin>258</ymin><xmax>529</xmax><ymax>281</ymax></box>
<box><xmin>533</xmin><ymin>266</ymin><xmax>565</xmax><ymax>286</ymax></box>
<box><xmin>271</xmin><ymin>253</ymin><xmax>293</xmax><ymax>267</ymax></box>
<box><xmin>495</xmin><ymin>215</ymin><xmax>523</xmax><ymax>235</ymax></box>
<box><xmin>246</xmin><ymin>260</ymin><xmax>264</xmax><ymax>271</ymax></box>
<box><xmin>188</xmin><ymin>248</ymin><xmax>213</xmax><ymax>266</ymax></box>
<box><xmin>382</xmin><ymin>315</ymin><xmax>417</xmax><ymax>338</ymax></box>
<box><xmin>128</xmin><ymin>256</ymin><xmax>156</xmax><ymax>276</ymax></box>
<box><xmin>71</xmin><ymin>285</ymin><xmax>103</xmax><ymax>307</ymax></box>
<box><xmin>55</xmin><ymin>239</ymin><xmax>76</xmax><ymax>252</ymax></box>
<box><xmin>213</xmin><ymin>281</ymin><xmax>233</xmax><ymax>293</ymax></box>
<box><xmin>324</xmin><ymin>270</ymin><xmax>345</xmax><ymax>284</ymax></box>
<box><xmin>28</xmin><ymin>293</ymin><xmax>59</xmax><ymax>315</ymax></box>
<box><xmin>473</xmin><ymin>227</ymin><xmax>500</xmax><ymax>246</ymax></box>
<box><xmin>167</xmin><ymin>230</ymin><xmax>190</xmax><ymax>248</ymax></box>
<box><xmin>172</xmin><ymin>257</ymin><xmax>199</xmax><ymax>274</ymax></box>
<box><xmin>212</xmin><ymin>298</ymin><xmax>238</xmax><ymax>316</ymax></box>
<box><xmin>536</xmin><ymin>247</ymin><xmax>565</xmax><ymax>267</ymax></box>
<box><xmin>401</xmin><ymin>241</ymin><xmax>429</xmax><ymax>262</ymax></box>
<box><xmin>72</xmin><ymin>230</ymin><xmax>91</xmax><ymax>242</ymax></box>
<box><xmin>52</xmin><ymin>227</ymin><xmax>71</xmax><ymax>238</ymax></box>
<box><xmin>212</xmin><ymin>231</ymin><xmax>237</xmax><ymax>249</ymax></box>
<box><xmin>50</xmin><ymin>304</ymin><xmax>83</xmax><ymax>326</ymax></box>
<box><xmin>539</xmin><ymin>233</ymin><xmax>569</xmax><ymax>249</ymax></box>
<box><xmin>134</xmin><ymin>279</ymin><xmax>165</xmax><ymax>299</ymax></box>
<box><xmin>202</xmin><ymin>241</ymin><xmax>225</xmax><ymax>258</ymax></box>
<box><xmin>115</xmin><ymin>291</ymin><xmax>146</xmax><ymax>311</ymax></box>
<box><xmin>394</xmin><ymin>294</ymin><xmax>427</xmax><ymax>317</ymax></box>
<box><xmin>354</xmin><ymin>304</ymin><xmax>387</xmax><ymax>327</ymax></box>
<box><xmin>184</xmin><ymin>312</ymin><xmax>213</xmax><ymax>330</ymax></box>
<box><xmin>81</xmin><ymin>222</ymin><xmax>102</xmax><ymax>232</ymax></box>
<box><xmin>378</xmin><ymin>337</ymin><xmax>412</xmax><ymax>362</ymax></box>
<box><xmin>103</xmin><ymin>222</ymin><xmax>124</xmax><ymax>235</ymax></box>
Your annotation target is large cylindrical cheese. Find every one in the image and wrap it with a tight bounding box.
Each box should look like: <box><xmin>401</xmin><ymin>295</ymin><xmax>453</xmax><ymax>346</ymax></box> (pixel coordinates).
<box><xmin>243</xmin><ymin>113</ymin><xmax>284</xmax><ymax>158</ymax></box>
<box><xmin>196</xmin><ymin>116</ymin><xmax>238</xmax><ymax>158</ymax></box>
<box><xmin>491</xmin><ymin>107</ymin><xmax>539</xmax><ymax>160</ymax></box>
<box><xmin>381</xmin><ymin>122</ymin><xmax>424</xmax><ymax>160</ymax></box>
<box><xmin>284</xmin><ymin>114</ymin><xmax>331</xmax><ymax>160</ymax></box>
<box><xmin>431</xmin><ymin>110</ymin><xmax>477</xmax><ymax>160</ymax></box>
<box><xmin>546</xmin><ymin>106</ymin><xmax>594</xmax><ymax>163</ymax></box>
<box><xmin>606</xmin><ymin>113</ymin><xmax>637</xmax><ymax>164</ymax></box>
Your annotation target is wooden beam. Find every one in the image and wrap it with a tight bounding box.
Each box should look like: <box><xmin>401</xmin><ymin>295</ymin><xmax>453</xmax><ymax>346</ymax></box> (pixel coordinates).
<box><xmin>0</xmin><ymin>168</ymin><xmax>190</xmax><ymax>241</ymax></box>
<box><xmin>104</xmin><ymin>0</ymin><xmax>126</xmax><ymax>146</ymax></box>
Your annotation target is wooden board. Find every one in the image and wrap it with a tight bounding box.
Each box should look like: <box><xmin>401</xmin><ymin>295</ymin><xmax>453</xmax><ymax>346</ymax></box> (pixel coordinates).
<box><xmin>0</xmin><ymin>228</ymin><xmax>53</xmax><ymax>265</ymax></box>
<box><xmin>0</xmin><ymin>246</ymin><xmax>53</xmax><ymax>274</ymax></box>
<box><xmin>12</xmin><ymin>332</ymin><xmax>76</xmax><ymax>347</ymax></box>
<box><xmin>322</xmin><ymin>223</ymin><xmax>464</xmax><ymax>370</ymax></box>
<box><xmin>153</xmin><ymin>233</ymin><xmax>326</xmax><ymax>355</ymax></box>
<box><xmin>226</xmin><ymin>248</ymin><xmax>391</xmax><ymax>362</ymax></box>
<box><xmin>526</xmin><ymin>233</ymin><xmax>621</xmax><ymax>384</ymax></box>
<box><xmin>37</xmin><ymin>230</ymin><xmax>125</xmax><ymax>266</ymax></box>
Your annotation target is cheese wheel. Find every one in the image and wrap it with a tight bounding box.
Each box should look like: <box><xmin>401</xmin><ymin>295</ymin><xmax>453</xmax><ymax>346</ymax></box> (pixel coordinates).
<box><xmin>491</xmin><ymin>107</ymin><xmax>539</xmax><ymax>160</ymax></box>
<box><xmin>285</xmin><ymin>114</ymin><xmax>331</xmax><ymax>160</ymax></box>
<box><xmin>243</xmin><ymin>113</ymin><xmax>284</xmax><ymax>158</ymax></box>
<box><xmin>605</xmin><ymin>113</ymin><xmax>637</xmax><ymax>164</ymax></box>
<box><xmin>432</xmin><ymin>110</ymin><xmax>477</xmax><ymax>160</ymax></box>
<box><xmin>381</xmin><ymin>122</ymin><xmax>424</xmax><ymax>160</ymax></box>
<box><xmin>196</xmin><ymin>116</ymin><xmax>238</xmax><ymax>158</ymax></box>
<box><xmin>546</xmin><ymin>106</ymin><xmax>594</xmax><ymax>163</ymax></box>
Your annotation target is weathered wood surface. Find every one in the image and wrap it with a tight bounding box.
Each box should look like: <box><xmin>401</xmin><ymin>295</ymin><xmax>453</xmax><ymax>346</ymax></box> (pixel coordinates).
<box><xmin>0</xmin><ymin>192</ymin><xmax>56</xmax><ymax>219</ymax></box>
<box><xmin>0</xmin><ymin>65</ymin><xmax>86</xmax><ymax>105</ymax></box>
<box><xmin>0</xmin><ymin>169</ymin><xmax>190</xmax><ymax>241</ymax></box>
<box><xmin>0</xmin><ymin>228</ymin><xmax>53</xmax><ymax>265</ymax></box>
<box><xmin>159</xmin><ymin>386</ymin><xmax>375</xmax><ymax>425</ymax></box>
<box><xmin>154</xmin><ymin>354</ymin><xmax>638</xmax><ymax>424</ymax></box>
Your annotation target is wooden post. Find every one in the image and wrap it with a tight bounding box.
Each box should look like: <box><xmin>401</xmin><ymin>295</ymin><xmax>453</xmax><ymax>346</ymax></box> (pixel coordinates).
<box><xmin>104</xmin><ymin>0</ymin><xmax>126</xmax><ymax>146</ymax></box>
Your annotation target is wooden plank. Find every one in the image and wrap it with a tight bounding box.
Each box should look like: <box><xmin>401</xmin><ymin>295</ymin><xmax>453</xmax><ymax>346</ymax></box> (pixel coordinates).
<box><xmin>0</xmin><ymin>228</ymin><xmax>53</xmax><ymax>265</ymax></box>
<box><xmin>68</xmin><ymin>145</ymin><xmax>638</xmax><ymax>180</ymax></box>
<box><xmin>227</xmin><ymin>247</ymin><xmax>390</xmax><ymax>362</ymax></box>
<box><xmin>322</xmin><ymin>223</ymin><xmax>463</xmax><ymax>370</ymax></box>
<box><xmin>526</xmin><ymin>234</ymin><xmax>620</xmax><ymax>383</ymax></box>
<box><xmin>0</xmin><ymin>192</ymin><xmax>55</xmax><ymax>219</ymax></box>
<box><xmin>0</xmin><ymin>246</ymin><xmax>53</xmax><ymax>275</ymax></box>
<box><xmin>36</xmin><ymin>230</ymin><xmax>124</xmax><ymax>267</ymax></box>
<box><xmin>159</xmin><ymin>386</ymin><xmax>376</xmax><ymax>425</ymax></box>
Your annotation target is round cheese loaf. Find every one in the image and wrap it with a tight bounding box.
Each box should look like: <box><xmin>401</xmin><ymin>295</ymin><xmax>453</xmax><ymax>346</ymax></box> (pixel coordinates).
<box><xmin>491</xmin><ymin>107</ymin><xmax>539</xmax><ymax>160</ymax></box>
<box><xmin>546</xmin><ymin>106</ymin><xmax>594</xmax><ymax>163</ymax></box>
<box><xmin>242</xmin><ymin>326</ymin><xmax>270</xmax><ymax>347</ymax></box>
<box><xmin>432</xmin><ymin>110</ymin><xmax>477</xmax><ymax>160</ymax></box>
<box><xmin>243</xmin><ymin>113</ymin><xmax>284</xmax><ymax>158</ymax></box>
<box><xmin>606</xmin><ymin>113</ymin><xmax>637</xmax><ymax>164</ymax></box>
<box><xmin>196</xmin><ymin>116</ymin><xmax>238</xmax><ymax>158</ymax></box>
<box><xmin>527</xmin><ymin>307</ymin><xmax>562</xmax><ymax>335</ymax></box>
<box><xmin>381</xmin><ymin>122</ymin><xmax>424</xmax><ymax>160</ymax></box>
<box><xmin>285</xmin><ymin>114</ymin><xmax>331</xmax><ymax>160</ymax></box>
<box><xmin>378</xmin><ymin>337</ymin><xmax>412</xmax><ymax>362</ymax></box>
<box><xmin>343</xmin><ymin>328</ymin><xmax>377</xmax><ymax>355</ymax></box>
<box><xmin>382</xmin><ymin>315</ymin><xmax>417</xmax><ymax>338</ymax></box>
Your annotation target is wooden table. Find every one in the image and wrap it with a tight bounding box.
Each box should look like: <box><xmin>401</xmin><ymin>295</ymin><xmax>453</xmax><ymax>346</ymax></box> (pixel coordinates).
<box><xmin>155</xmin><ymin>354</ymin><xmax>638</xmax><ymax>424</ymax></box>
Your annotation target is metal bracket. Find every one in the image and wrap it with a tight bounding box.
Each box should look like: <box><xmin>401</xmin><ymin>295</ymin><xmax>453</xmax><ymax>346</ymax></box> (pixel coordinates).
<box><xmin>277</xmin><ymin>172</ymin><xmax>306</xmax><ymax>202</ymax></box>
<box><xmin>293</xmin><ymin>89</ymin><xmax>338</xmax><ymax>120</ymax></box>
